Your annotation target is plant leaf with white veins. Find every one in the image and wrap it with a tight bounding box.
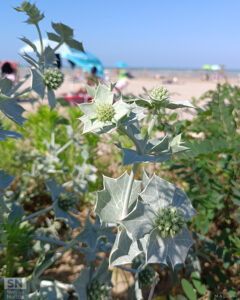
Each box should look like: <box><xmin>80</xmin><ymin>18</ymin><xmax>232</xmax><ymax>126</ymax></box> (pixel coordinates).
<box><xmin>164</xmin><ymin>100</ymin><xmax>195</xmax><ymax>109</ymax></box>
<box><xmin>122</xmin><ymin>148</ymin><xmax>172</xmax><ymax>166</ymax></box>
<box><xmin>121</xmin><ymin>201</ymin><xmax>156</xmax><ymax>241</ymax></box>
<box><xmin>109</xmin><ymin>227</ymin><xmax>142</xmax><ymax>266</ymax></box>
<box><xmin>95</xmin><ymin>172</ymin><xmax>141</xmax><ymax>223</ymax></box>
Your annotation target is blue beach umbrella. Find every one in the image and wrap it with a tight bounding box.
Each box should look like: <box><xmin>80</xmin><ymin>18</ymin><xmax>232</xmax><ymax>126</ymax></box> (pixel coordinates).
<box><xmin>62</xmin><ymin>48</ymin><xmax>104</xmax><ymax>78</ymax></box>
<box><xmin>115</xmin><ymin>61</ymin><xmax>127</xmax><ymax>68</ymax></box>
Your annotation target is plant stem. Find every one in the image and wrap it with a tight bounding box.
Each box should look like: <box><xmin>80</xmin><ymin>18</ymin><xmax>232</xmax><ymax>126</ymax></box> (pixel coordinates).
<box><xmin>52</xmin><ymin>41</ymin><xmax>64</xmax><ymax>53</ymax></box>
<box><xmin>35</xmin><ymin>23</ymin><xmax>44</xmax><ymax>56</ymax></box>
<box><xmin>22</xmin><ymin>205</ymin><xmax>53</xmax><ymax>222</ymax></box>
<box><xmin>121</xmin><ymin>163</ymin><xmax>139</xmax><ymax>219</ymax></box>
<box><xmin>143</xmin><ymin>114</ymin><xmax>157</xmax><ymax>147</ymax></box>
<box><xmin>32</xmin><ymin>235</ymin><xmax>88</xmax><ymax>253</ymax></box>
<box><xmin>117</xmin><ymin>265</ymin><xmax>136</xmax><ymax>274</ymax></box>
<box><xmin>56</xmin><ymin>140</ymin><xmax>73</xmax><ymax>155</ymax></box>
<box><xmin>33</xmin><ymin>232</ymin><xmax>83</xmax><ymax>279</ymax></box>
<box><xmin>147</xmin><ymin>274</ymin><xmax>159</xmax><ymax>300</ymax></box>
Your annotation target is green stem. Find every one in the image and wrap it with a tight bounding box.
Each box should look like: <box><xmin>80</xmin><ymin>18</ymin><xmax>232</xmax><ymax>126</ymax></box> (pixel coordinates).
<box><xmin>121</xmin><ymin>163</ymin><xmax>139</xmax><ymax>219</ymax></box>
<box><xmin>118</xmin><ymin>114</ymin><xmax>157</xmax><ymax>219</ymax></box>
<box><xmin>143</xmin><ymin>114</ymin><xmax>157</xmax><ymax>147</ymax></box>
<box><xmin>33</xmin><ymin>232</ymin><xmax>83</xmax><ymax>279</ymax></box>
<box><xmin>22</xmin><ymin>205</ymin><xmax>53</xmax><ymax>222</ymax></box>
<box><xmin>56</xmin><ymin>140</ymin><xmax>73</xmax><ymax>155</ymax></box>
<box><xmin>147</xmin><ymin>274</ymin><xmax>159</xmax><ymax>300</ymax></box>
<box><xmin>35</xmin><ymin>23</ymin><xmax>44</xmax><ymax>56</ymax></box>
<box><xmin>32</xmin><ymin>235</ymin><xmax>88</xmax><ymax>253</ymax></box>
<box><xmin>52</xmin><ymin>41</ymin><xmax>64</xmax><ymax>53</ymax></box>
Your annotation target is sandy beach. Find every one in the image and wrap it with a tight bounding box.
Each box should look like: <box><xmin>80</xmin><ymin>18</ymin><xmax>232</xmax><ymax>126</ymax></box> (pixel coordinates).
<box><xmin>19</xmin><ymin>71</ymin><xmax>239</xmax><ymax>119</ymax></box>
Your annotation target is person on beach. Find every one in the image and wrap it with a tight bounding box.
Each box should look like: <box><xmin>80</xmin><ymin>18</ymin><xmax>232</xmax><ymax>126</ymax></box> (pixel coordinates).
<box><xmin>85</xmin><ymin>66</ymin><xmax>102</xmax><ymax>86</ymax></box>
<box><xmin>1</xmin><ymin>61</ymin><xmax>18</xmax><ymax>83</ymax></box>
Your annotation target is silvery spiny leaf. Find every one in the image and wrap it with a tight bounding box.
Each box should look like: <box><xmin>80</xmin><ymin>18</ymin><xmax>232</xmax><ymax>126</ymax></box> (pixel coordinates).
<box><xmin>121</xmin><ymin>134</ymin><xmax>188</xmax><ymax>165</ymax></box>
<box><xmin>73</xmin><ymin>257</ymin><xmax>111</xmax><ymax>300</ymax></box>
<box><xmin>0</xmin><ymin>170</ymin><xmax>14</xmax><ymax>190</ymax></box>
<box><xmin>31</xmin><ymin>69</ymin><xmax>45</xmax><ymax>99</ymax></box>
<box><xmin>43</xmin><ymin>46</ymin><xmax>56</xmax><ymax>67</ymax></box>
<box><xmin>45</xmin><ymin>179</ymin><xmax>80</xmax><ymax>229</ymax></box>
<box><xmin>121</xmin><ymin>174</ymin><xmax>197</xmax><ymax>268</ymax></box>
<box><xmin>15</xmin><ymin>1</ymin><xmax>44</xmax><ymax>25</ymax></box>
<box><xmin>0</xmin><ymin>78</ymin><xmax>12</xmax><ymax>94</ymax></box>
<box><xmin>109</xmin><ymin>226</ymin><xmax>144</xmax><ymax>266</ymax></box>
<box><xmin>0</xmin><ymin>79</ymin><xmax>26</xmax><ymax>126</ymax></box>
<box><xmin>79</xmin><ymin>212</ymin><xmax>115</xmax><ymax>250</ymax></box>
<box><xmin>8</xmin><ymin>203</ymin><xmax>24</xmax><ymax>223</ymax></box>
<box><xmin>169</xmin><ymin>134</ymin><xmax>189</xmax><ymax>153</ymax></box>
<box><xmin>95</xmin><ymin>172</ymin><xmax>141</xmax><ymax>223</ymax></box>
<box><xmin>50</xmin><ymin>22</ymin><xmax>84</xmax><ymax>52</ymax></box>
<box><xmin>122</xmin><ymin>148</ymin><xmax>172</xmax><ymax>166</ymax></box>
<box><xmin>38</xmin><ymin>280</ymin><xmax>69</xmax><ymax>300</ymax></box>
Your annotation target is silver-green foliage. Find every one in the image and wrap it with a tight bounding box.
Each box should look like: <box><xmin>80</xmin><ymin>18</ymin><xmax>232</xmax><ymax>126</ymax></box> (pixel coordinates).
<box><xmin>78</xmin><ymin>83</ymin><xmax>196</xmax><ymax>297</ymax></box>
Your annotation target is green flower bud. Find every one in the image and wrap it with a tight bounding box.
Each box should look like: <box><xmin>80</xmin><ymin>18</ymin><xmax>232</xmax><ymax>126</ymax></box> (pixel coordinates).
<box><xmin>96</xmin><ymin>103</ymin><xmax>115</xmax><ymax>122</ymax></box>
<box><xmin>150</xmin><ymin>86</ymin><xmax>169</xmax><ymax>101</ymax></box>
<box><xmin>58</xmin><ymin>192</ymin><xmax>77</xmax><ymax>211</ymax></box>
<box><xmin>132</xmin><ymin>254</ymin><xmax>155</xmax><ymax>287</ymax></box>
<box><xmin>87</xmin><ymin>280</ymin><xmax>110</xmax><ymax>300</ymax></box>
<box><xmin>155</xmin><ymin>206</ymin><xmax>186</xmax><ymax>238</ymax></box>
<box><xmin>43</xmin><ymin>68</ymin><xmax>64</xmax><ymax>90</ymax></box>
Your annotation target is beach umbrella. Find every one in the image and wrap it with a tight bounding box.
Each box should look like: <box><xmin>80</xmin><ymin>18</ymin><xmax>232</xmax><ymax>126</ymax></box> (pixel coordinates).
<box><xmin>202</xmin><ymin>64</ymin><xmax>212</xmax><ymax>70</ymax></box>
<box><xmin>211</xmin><ymin>64</ymin><xmax>221</xmax><ymax>71</ymax></box>
<box><xmin>63</xmin><ymin>49</ymin><xmax>104</xmax><ymax>78</ymax></box>
<box><xmin>115</xmin><ymin>61</ymin><xmax>127</xmax><ymax>68</ymax></box>
<box><xmin>19</xmin><ymin>38</ymin><xmax>71</xmax><ymax>57</ymax></box>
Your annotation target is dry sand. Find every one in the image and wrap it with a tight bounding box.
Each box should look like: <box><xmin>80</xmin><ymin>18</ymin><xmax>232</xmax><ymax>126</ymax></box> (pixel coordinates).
<box><xmin>19</xmin><ymin>74</ymin><xmax>239</xmax><ymax>118</ymax></box>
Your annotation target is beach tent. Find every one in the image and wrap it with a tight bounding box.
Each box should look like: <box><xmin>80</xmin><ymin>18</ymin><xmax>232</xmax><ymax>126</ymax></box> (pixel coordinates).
<box><xmin>19</xmin><ymin>39</ymin><xmax>71</xmax><ymax>57</ymax></box>
<box><xmin>20</xmin><ymin>39</ymin><xmax>104</xmax><ymax>78</ymax></box>
<box><xmin>211</xmin><ymin>65</ymin><xmax>221</xmax><ymax>71</ymax></box>
<box><xmin>115</xmin><ymin>61</ymin><xmax>127</xmax><ymax>68</ymax></box>
<box><xmin>202</xmin><ymin>64</ymin><xmax>212</xmax><ymax>70</ymax></box>
<box><xmin>62</xmin><ymin>48</ymin><xmax>104</xmax><ymax>79</ymax></box>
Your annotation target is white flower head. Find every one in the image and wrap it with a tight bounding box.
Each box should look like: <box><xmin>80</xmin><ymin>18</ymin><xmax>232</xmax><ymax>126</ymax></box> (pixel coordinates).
<box><xmin>79</xmin><ymin>84</ymin><xmax>131</xmax><ymax>134</ymax></box>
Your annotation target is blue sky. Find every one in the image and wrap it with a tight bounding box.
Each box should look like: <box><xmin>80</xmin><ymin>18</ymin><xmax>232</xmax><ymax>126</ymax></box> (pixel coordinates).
<box><xmin>1</xmin><ymin>0</ymin><xmax>240</xmax><ymax>69</ymax></box>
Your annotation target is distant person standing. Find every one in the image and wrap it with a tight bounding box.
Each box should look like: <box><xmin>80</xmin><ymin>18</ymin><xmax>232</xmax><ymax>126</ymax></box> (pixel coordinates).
<box><xmin>86</xmin><ymin>66</ymin><xmax>102</xmax><ymax>86</ymax></box>
<box><xmin>1</xmin><ymin>61</ymin><xmax>18</xmax><ymax>83</ymax></box>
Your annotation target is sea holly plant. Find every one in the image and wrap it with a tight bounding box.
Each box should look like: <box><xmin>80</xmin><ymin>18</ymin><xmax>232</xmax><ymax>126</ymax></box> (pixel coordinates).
<box><xmin>78</xmin><ymin>84</ymin><xmax>133</xmax><ymax>134</ymax></box>
<box><xmin>78</xmin><ymin>82</ymin><xmax>197</xmax><ymax>298</ymax></box>
<box><xmin>15</xmin><ymin>1</ymin><xmax>84</xmax><ymax>109</ymax></box>
<box><xmin>73</xmin><ymin>258</ymin><xmax>112</xmax><ymax>300</ymax></box>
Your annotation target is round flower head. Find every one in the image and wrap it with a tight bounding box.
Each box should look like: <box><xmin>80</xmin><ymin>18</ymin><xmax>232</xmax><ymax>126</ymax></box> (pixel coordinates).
<box><xmin>87</xmin><ymin>281</ymin><xmax>110</xmax><ymax>300</ymax></box>
<box><xmin>79</xmin><ymin>84</ymin><xmax>131</xmax><ymax>134</ymax></box>
<box><xmin>43</xmin><ymin>68</ymin><xmax>64</xmax><ymax>90</ymax></box>
<box><xmin>132</xmin><ymin>254</ymin><xmax>155</xmax><ymax>287</ymax></box>
<box><xmin>96</xmin><ymin>103</ymin><xmax>115</xmax><ymax>122</ymax></box>
<box><xmin>121</xmin><ymin>175</ymin><xmax>197</xmax><ymax>267</ymax></box>
<box><xmin>155</xmin><ymin>206</ymin><xmax>186</xmax><ymax>238</ymax></box>
<box><xmin>150</xmin><ymin>86</ymin><xmax>169</xmax><ymax>101</ymax></box>
<box><xmin>58</xmin><ymin>192</ymin><xmax>77</xmax><ymax>212</ymax></box>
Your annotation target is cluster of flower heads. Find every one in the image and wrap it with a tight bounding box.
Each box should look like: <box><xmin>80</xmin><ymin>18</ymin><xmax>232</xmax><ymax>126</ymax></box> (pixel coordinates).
<box><xmin>87</xmin><ymin>280</ymin><xmax>110</xmax><ymax>300</ymax></box>
<box><xmin>150</xmin><ymin>86</ymin><xmax>169</xmax><ymax>101</ymax></box>
<box><xmin>96</xmin><ymin>102</ymin><xmax>116</xmax><ymax>122</ymax></box>
<box><xmin>43</xmin><ymin>68</ymin><xmax>64</xmax><ymax>90</ymax></box>
<box><xmin>58</xmin><ymin>192</ymin><xmax>77</xmax><ymax>212</ymax></box>
<box><xmin>155</xmin><ymin>206</ymin><xmax>186</xmax><ymax>238</ymax></box>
